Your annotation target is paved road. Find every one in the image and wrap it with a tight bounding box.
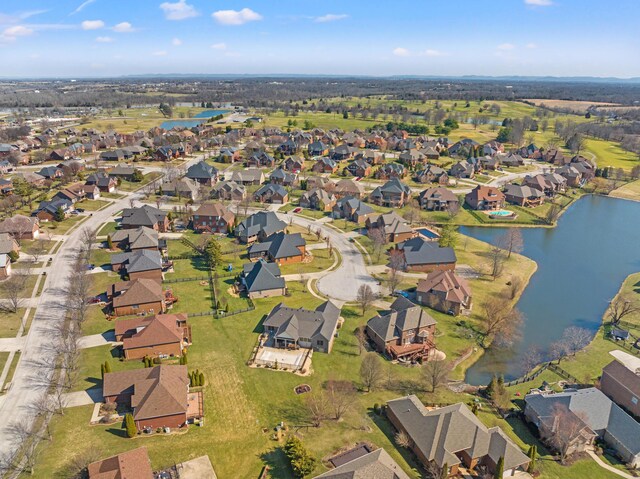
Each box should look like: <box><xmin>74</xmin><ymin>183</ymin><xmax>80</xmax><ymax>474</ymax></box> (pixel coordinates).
<box><xmin>276</xmin><ymin>212</ymin><xmax>380</xmax><ymax>302</ymax></box>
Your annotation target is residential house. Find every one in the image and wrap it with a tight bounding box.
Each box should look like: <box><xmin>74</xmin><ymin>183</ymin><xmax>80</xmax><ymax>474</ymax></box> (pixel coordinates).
<box><xmin>269</xmin><ymin>168</ymin><xmax>297</xmax><ymax>187</ymax></box>
<box><xmin>299</xmin><ymin>188</ymin><xmax>336</xmax><ymax>212</ymax></box>
<box><xmin>418</xmin><ymin>187</ymin><xmax>459</xmax><ymax>212</ymax></box>
<box><xmin>414</xmin><ymin>165</ymin><xmax>448</xmax><ymax>185</ymax></box>
<box><xmin>100</xmin><ymin>149</ymin><xmax>126</xmax><ymax>162</ymax></box>
<box><xmin>245</xmin><ymin>151</ymin><xmax>276</xmax><ymax>169</ymax></box>
<box><xmin>110</xmin><ymin>226</ymin><xmax>164</xmax><ymax>253</ymax></box>
<box><xmin>542</xmin><ymin>173</ymin><xmax>568</xmax><ymax>193</ymax></box>
<box><xmin>278</xmin><ymin>138</ymin><xmax>298</xmax><ymax>155</ymax></box>
<box><xmin>254</xmin><ymin>183</ymin><xmax>289</xmax><ymax>204</ymax></box>
<box><xmin>555</xmin><ymin>165</ymin><xmax>583</xmax><ymax>187</ymax></box>
<box><xmin>479</xmin><ymin>155</ymin><xmax>500</xmax><ymax>171</ymax></box>
<box><xmin>395</xmin><ymin>236</ymin><xmax>457</xmax><ymax>272</ymax></box>
<box><xmin>387</xmin><ymin>395</ymin><xmax>530</xmax><ymax>477</ymax></box>
<box><xmin>464</xmin><ymin>186</ymin><xmax>506</xmax><ymax>210</ymax></box>
<box><xmin>231</xmin><ymin>168</ymin><xmax>265</xmax><ymax>186</ymax></box>
<box><xmin>103</xmin><ymin>365</ymin><xmax>202</xmax><ymax>431</ymax></box>
<box><xmin>600</xmin><ymin>356</ymin><xmax>640</xmax><ymax>418</ymax></box>
<box><xmin>331</xmin><ymin>144</ymin><xmax>355</xmax><ymax>161</ymax></box>
<box><xmin>161</xmin><ymin>177</ymin><xmax>200</xmax><ymax>200</ymax></box>
<box><xmin>332</xmin><ymin>197</ymin><xmax>375</xmax><ymax>224</ymax></box>
<box><xmin>192</xmin><ymin>203</ymin><xmax>235</xmax><ymax>234</ymax></box>
<box><xmin>522</xmin><ymin>174</ymin><xmax>554</xmax><ymax>196</ymax></box>
<box><xmin>34</xmin><ymin>198</ymin><xmax>72</xmax><ymax>222</ymax></box>
<box><xmin>416</xmin><ymin>270</ymin><xmax>472</xmax><ymax>316</ymax></box>
<box><xmin>121</xmin><ymin>205</ymin><xmax>170</xmax><ymax>232</ymax></box>
<box><xmin>85</xmin><ymin>171</ymin><xmax>117</xmax><ymax>193</ymax></box>
<box><xmin>283</xmin><ymin>156</ymin><xmax>305</xmax><ymax>172</ymax></box>
<box><xmin>311</xmin><ymin>157</ymin><xmax>338</xmax><ymax>174</ymax></box>
<box><xmin>524</xmin><ymin>388</ymin><xmax>640</xmax><ymax>468</ymax></box>
<box><xmin>108</xmin><ymin>278</ymin><xmax>166</xmax><ymax>317</ymax></box>
<box><xmin>88</xmin><ymin>447</ymin><xmax>153</xmax><ymax>479</ymax></box>
<box><xmin>218</xmin><ymin>147</ymin><xmax>240</xmax><ymax>163</ymax></box>
<box><xmin>13</xmin><ymin>171</ymin><xmax>45</xmax><ymax>187</ymax></box>
<box><xmin>235</xmin><ymin>211</ymin><xmax>287</xmax><ymax>244</ymax></box>
<box><xmin>248</xmin><ymin>232</ymin><xmax>306</xmax><ymax>264</ymax></box>
<box><xmin>0</xmin><ymin>215</ymin><xmax>39</xmax><ymax>239</ymax></box>
<box><xmin>111</xmin><ymin>249</ymin><xmax>164</xmax><ymax>281</ymax></box>
<box><xmin>108</xmin><ymin>164</ymin><xmax>138</xmax><ymax>181</ymax></box>
<box><xmin>498</xmin><ymin>152</ymin><xmax>525</xmax><ymax>167</ymax></box>
<box><xmin>37</xmin><ymin>166</ymin><xmax>62</xmax><ymax>179</ymax></box>
<box><xmin>262</xmin><ymin>300</ymin><xmax>341</xmax><ymax>353</ymax></box>
<box><xmin>240</xmin><ymin>259</ymin><xmax>286</xmax><ymax>298</ymax></box>
<box><xmin>366</xmin><ymin>297</ymin><xmax>436</xmax><ymax>362</ymax></box>
<box><xmin>0</xmin><ymin>233</ymin><xmax>19</xmax><ymax>257</ymax></box>
<box><xmin>374</xmin><ymin>163</ymin><xmax>406</xmax><ymax>180</ymax></box>
<box><xmin>370</xmin><ymin>178</ymin><xmax>411</xmax><ymax>208</ymax></box>
<box><xmin>308</xmin><ymin>141</ymin><xmax>329</xmax><ymax>156</ymax></box>
<box><xmin>420</xmin><ymin>146</ymin><xmax>440</xmax><ymax>160</ymax></box>
<box><xmin>0</xmin><ymin>254</ymin><xmax>11</xmax><ymax>280</ymax></box>
<box><xmin>503</xmin><ymin>184</ymin><xmax>545</xmax><ymax>207</ymax></box>
<box><xmin>211</xmin><ymin>180</ymin><xmax>246</xmax><ymax>201</ymax></box>
<box><xmin>0</xmin><ymin>178</ymin><xmax>13</xmax><ymax>196</ymax></box>
<box><xmin>115</xmin><ymin>313</ymin><xmax>191</xmax><ymax>360</ymax></box>
<box><xmin>334</xmin><ymin>179</ymin><xmax>365</xmax><ymax>199</ymax></box>
<box><xmin>449</xmin><ymin>161</ymin><xmax>475</xmax><ymax>179</ymax></box>
<box><xmin>185</xmin><ymin>161</ymin><xmax>218</xmax><ymax>186</ymax></box>
<box><xmin>399</xmin><ymin>149</ymin><xmax>426</xmax><ymax>168</ymax></box>
<box><xmin>345</xmin><ymin>159</ymin><xmax>371</xmax><ymax>177</ymax></box>
<box><xmin>314</xmin><ymin>448</ymin><xmax>410</xmax><ymax>479</ymax></box>
<box><xmin>365</xmin><ymin>212</ymin><xmax>414</xmax><ymax>243</ymax></box>
<box><xmin>306</xmin><ymin>176</ymin><xmax>335</xmax><ymax>191</ymax></box>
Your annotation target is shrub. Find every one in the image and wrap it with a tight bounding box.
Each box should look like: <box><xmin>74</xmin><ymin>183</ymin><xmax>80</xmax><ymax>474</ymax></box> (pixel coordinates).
<box><xmin>124</xmin><ymin>413</ymin><xmax>137</xmax><ymax>438</ymax></box>
<box><xmin>284</xmin><ymin>436</ymin><xmax>317</xmax><ymax>478</ymax></box>
<box><xmin>7</xmin><ymin>251</ymin><xmax>18</xmax><ymax>263</ymax></box>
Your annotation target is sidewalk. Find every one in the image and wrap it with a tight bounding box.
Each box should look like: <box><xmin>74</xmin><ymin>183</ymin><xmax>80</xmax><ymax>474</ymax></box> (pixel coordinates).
<box><xmin>586</xmin><ymin>449</ymin><xmax>635</xmax><ymax>479</ymax></box>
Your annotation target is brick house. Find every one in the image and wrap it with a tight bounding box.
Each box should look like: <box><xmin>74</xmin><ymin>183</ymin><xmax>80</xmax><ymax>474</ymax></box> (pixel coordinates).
<box><xmin>115</xmin><ymin>313</ymin><xmax>191</xmax><ymax>360</ymax></box>
<box><xmin>108</xmin><ymin>278</ymin><xmax>166</xmax><ymax>317</ymax></box>
<box><xmin>192</xmin><ymin>203</ymin><xmax>235</xmax><ymax>234</ymax></box>
<box><xmin>416</xmin><ymin>270</ymin><xmax>472</xmax><ymax>316</ymax></box>
<box><xmin>464</xmin><ymin>186</ymin><xmax>505</xmax><ymax>210</ymax></box>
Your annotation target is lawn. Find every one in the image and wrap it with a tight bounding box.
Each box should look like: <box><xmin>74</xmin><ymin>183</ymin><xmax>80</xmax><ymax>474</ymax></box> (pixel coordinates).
<box><xmin>117</xmin><ymin>171</ymin><xmax>163</xmax><ymax>192</ymax></box>
<box><xmin>20</xmin><ymin>239</ymin><xmax>57</xmax><ymax>256</ymax></box>
<box><xmin>0</xmin><ymin>308</ymin><xmax>27</xmax><ymax>338</ymax></box>
<box><xmin>279</xmin><ymin>248</ymin><xmax>336</xmax><ymax>275</ymax></box>
<box><xmin>89</xmin><ymin>248</ymin><xmax>112</xmax><ymax>268</ymax></box>
<box><xmin>584</xmin><ymin>138</ymin><xmax>640</xmax><ymax>171</ymax></box>
<box><xmin>610</xmin><ymin>179</ymin><xmax>640</xmax><ymax>202</ymax></box>
<box><xmin>76</xmin><ymin>199</ymin><xmax>111</xmax><ymax>211</ymax></box>
<box><xmin>41</xmin><ymin>215</ymin><xmax>87</xmax><ymax>235</ymax></box>
<box><xmin>97</xmin><ymin>221</ymin><xmax>118</xmax><ymax>237</ymax></box>
<box><xmin>1</xmin><ymin>352</ymin><xmax>21</xmax><ymax>393</ymax></box>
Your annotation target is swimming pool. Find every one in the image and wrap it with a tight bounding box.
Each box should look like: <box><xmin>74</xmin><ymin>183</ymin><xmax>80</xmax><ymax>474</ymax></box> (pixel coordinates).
<box><xmin>488</xmin><ymin>210</ymin><xmax>514</xmax><ymax>217</ymax></box>
<box><xmin>416</xmin><ymin>228</ymin><xmax>440</xmax><ymax>239</ymax></box>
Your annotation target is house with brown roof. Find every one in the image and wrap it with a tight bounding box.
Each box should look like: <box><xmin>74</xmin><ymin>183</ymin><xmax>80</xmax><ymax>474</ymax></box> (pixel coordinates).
<box><xmin>333</xmin><ymin>179</ymin><xmax>365</xmax><ymax>199</ymax></box>
<box><xmin>211</xmin><ymin>180</ymin><xmax>246</xmax><ymax>201</ymax></box>
<box><xmin>88</xmin><ymin>447</ymin><xmax>153</xmax><ymax>479</ymax></box>
<box><xmin>0</xmin><ymin>215</ymin><xmax>40</xmax><ymax>240</ymax></box>
<box><xmin>418</xmin><ymin>187</ymin><xmax>459</xmax><ymax>212</ymax></box>
<box><xmin>299</xmin><ymin>188</ymin><xmax>336</xmax><ymax>212</ymax></box>
<box><xmin>108</xmin><ymin>278</ymin><xmax>166</xmax><ymax>317</ymax></box>
<box><xmin>115</xmin><ymin>313</ymin><xmax>191</xmax><ymax>360</ymax></box>
<box><xmin>311</xmin><ymin>157</ymin><xmax>338</xmax><ymax>174</ymax></box>
<box><xmin>109</xmin><ymin>227</ymin><xmax>164</xmax><ymax>253</ymax></box>
<box><xmin>464</xmin><ymin>186</ymin><xmax>505</xmax><ymax>211</ymax></box>
<box><xmin>103</xmin><ymin>365</ymin><xmax>202</xmax><ymax>431</ymax></box>
<box><xmin>503</xmin><ymin>184</ymin><xmax>545</xmax><ymax>207</ymax></box>
<box><xmin>366</xmin><ymin>297</ymin><xmax>437</xmax><ymax>362</ymax></box>
<box><xmin>365</xmin><ymin>212</ymin><xmax>414</xmax><ymax>243</ymax></box>
<box><xmin>416</xmin><ymin>271</ymin><xmax>472</xmax><ymax>316</ymax></box>
<box><xmin>192</xmin><ymin>203</ymin><xmax>235</xmax><ymax>234</ymax></box>
<box><xmin>121</xmin><ymin>205</ymin><xmax>170</xmax><ymax>232</ymax></box>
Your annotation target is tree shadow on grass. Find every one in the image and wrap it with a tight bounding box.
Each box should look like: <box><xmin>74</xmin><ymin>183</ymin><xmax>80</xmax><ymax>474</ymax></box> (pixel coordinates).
<box><xmin>274</xmin><ymin>398</ymin><xmax>309</xmax><ymax>426</ymax></box>
<box><xmin>259</xmin><ymin>448</ymin><xmax>292</xmax><ymax>479</ymax></box>
<box><xmin>105</xmin><ymin>427</ymin><xmax>127</xmax><ymax>438</ymax></box>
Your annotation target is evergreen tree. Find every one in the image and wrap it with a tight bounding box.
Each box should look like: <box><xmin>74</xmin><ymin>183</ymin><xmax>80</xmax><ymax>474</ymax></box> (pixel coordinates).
<box><xmin>527</xmin><ymin>445</ymin><xmax>537</xmax><ymax>473</ymax></box>
<box><xmin>198</xmin><ymin>372</ymin><xmax>205</xmax><ymax>387</ymax></box>
<box><xmin>54</xmin><ymin>206</ymin><xmax>66</xmax><ymax>222</ymax></box>
<box><xmin>440</xmin><ymin>463</ymin><xmax>448</xmax><ymax>479</ymax></box>
<box><xmin>107</xmin><ymin>234</ymin><xmax>114</xmax><ymax>250</ymax></box>
<box><xmin>494</xmin><ymin>456</ymin><xmax>504</xmax><ymax>479</ymax></box>
<box><xmin>125</xmin><ymin>413</ymin><xmax>137</xmax><ymax>438</ymax></box>
<box><xmin>100</xmin><ymin>363</ymin><xmax>105</xmax><ymax>379</ymax></box>
<box><xmin>204</xmin><ymin>237</ymin><xmax>223</xmax><ymax>270</ymax></box>
<box><xmin>104</xmin><ymin>361</ymin><xmax>111</xmax><ymax>373</ymax></box>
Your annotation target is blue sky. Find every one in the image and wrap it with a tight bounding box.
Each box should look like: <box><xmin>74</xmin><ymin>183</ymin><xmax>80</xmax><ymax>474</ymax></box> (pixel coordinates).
<box><xmin>1</xmin><ymin>0</ymin><xmax>638</xmax><ymax>78</ymax></box>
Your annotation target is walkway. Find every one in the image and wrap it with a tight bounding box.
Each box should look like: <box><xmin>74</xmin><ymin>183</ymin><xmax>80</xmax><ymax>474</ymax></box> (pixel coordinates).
<box><xmin>586</xmin><ymin>448</ymin><xmax>636</xmax><ymax>479</ymax></box>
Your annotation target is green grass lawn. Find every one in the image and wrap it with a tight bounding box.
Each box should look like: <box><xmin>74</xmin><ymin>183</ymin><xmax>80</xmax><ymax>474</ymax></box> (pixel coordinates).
<box><xmin>41</xmin><ymin>215</ymin><xmax>87</xmax><ymax>235</ymax></box>
<box><xmin>76</xmin><ymin>199</ymin><xmax>111</xmax><ymax>211</ymax></box>
<box><xmin>90</xmin><ymin>248</ymin><xmax>112</xmax><ymax>268</ymax></box>
<box><xmin>279</xmin><ymin>248</ymin><xmax>336</xmax><ymax>275</ymax></box>
<box><xmin>585</xmin><ymin>138</ymin><xmax>640</xmax><ymax>171</ymax></box>
<box><xmin>20</xmin><ymin>239</ymin><xmax>56</xmax><ymax>256</ymax></box>
<box><xmin>117</xmin><ymin>171</ymin><xmax>162</xmax><ymax>192</ymax></box>
<box><xmin>97</xmin><ymin>221</ymin><xmax>118</xmax><ymax>237</ymax></box>
<box><xmin>1</xmin><ymin>351</ymin><xmax>21</xmax><ymax>393</ymax></box>
<box><xmin>0</xmin><ymin>308</ymin><xmax>26</xmax><ymax>338</ymax></box>
<box><xmin>610</xmin><ymin>179</ymin><xmax>640</xmax><ymax>202</ymax></box>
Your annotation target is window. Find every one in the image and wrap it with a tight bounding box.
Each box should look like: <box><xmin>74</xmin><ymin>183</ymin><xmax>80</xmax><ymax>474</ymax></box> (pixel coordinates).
<box><xmin>317</xmin><ymin>340</ymin><xmax>324</xmax><ymax>346</ymax></box>
<box><xmin>632</xmin><ymin>397</ymin><xmax>638</xmax><ymax>405</ymax></box>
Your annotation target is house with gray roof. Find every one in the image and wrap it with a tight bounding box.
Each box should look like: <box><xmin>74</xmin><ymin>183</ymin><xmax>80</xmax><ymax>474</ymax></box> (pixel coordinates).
<box><xmin>366</xmin><ymin>212</ymin><xmax>414</xmax><ymax>243</ymax></box>
<box><xmin>109</xmin><ymin>226</ymin><xmax>164</xmax><ymax>253</ymax></box>
<box><xmin>395</xmin><ymin>237</ymin><xmax>456</xmax><ymax>273</ymax></box>
<box><xmin>262</xmin><ymin>300</ymin><xmax>341</xmax><ymax>353</ymax></box>
<box><xmin>300</xmin><ymin>188</ymin><xmax>336</xmax><ymax>212</ymax></box>
<box><xmin>211</xmin><ymin>180</ymin><xmax>246</xmax><ymax>201</ymax></box>
<box><xmin>269</xmin><ymin>168</ymin><xmax>297</xmax><ymax>187</ymax></box>
<box><xmin>248</xmin><ymin>232</ymin><xmax>306</xmax><ymax>264</ymax></box>
<box><xmin>111</xmin><ymin>249</ymin><xmax>164</xmax><ymax>281</ymax></box>
<box><xmin>524</xmin><ymin>388</ymin><xmax>640</xmax><ymax>467</ymax></box>
<box><xmin>161</xmin><ymin>177</ymin><xmax>200</xmax><ymax>200</ymax></box>
<box><xmin>234</xmin><ymin>211</ymin><xmax>287</xmax><ymax>243</ymax></box>
<box><xmin>370</xmin><ymin>178</ymin><xmax>411</xmax><ymax>207</ymax></box>
<box><xmin>254</xmin><ymin>183</ymin><xmax>289</xmax><ymax>204</ymax></box>
<box><xmin>240</xmin><ymin>259</ymin><xmax>286</xmax><ymax>298</ymax></box>
<box><xmin>332</xmin><ymin>197</ymin><xmax>375</xmax><ymax>224</ymax></box>
<box><xmin>387</xmin><ymin>395</ymin><xmax>530</xmax><ymax>477</ymax></box>
<box><xmin>120</xmin><ymin>205</ymin><xmax>170</xmax><ymax>232</ymax></box>
<box><xmin>366</xmin><ymin>297</ymin><xmax>436</xmax><ymax>362</ymax></box>
<box><xmin>503</xmin><ymin>184</ymin><xmax>545</xmax><ymax>207</ymax></box>
<box><xmin>185</xmin><ymin>160</ymin><xmax>218</xmax><ymax>186</ymax></box>
<box><xmin>231</xmin><ymin>168</ymin><xmax>265</xmax><ymax>186</ymax></box>
<box><xmin>314</xmin><ymin>448</ymin><xmax>410</xmax><ymax>479</ymax></box>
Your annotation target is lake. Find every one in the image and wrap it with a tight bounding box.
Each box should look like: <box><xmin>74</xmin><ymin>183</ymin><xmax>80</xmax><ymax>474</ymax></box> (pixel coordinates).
<box><xmin>461</xmin><ymin>195</ymin><xmax>640</xmax><ymax>385</ymax></box>
<box><xmin>161</xmin><ymin>109</ymin><xmax>229</xmax><ymax>129</ymax></box>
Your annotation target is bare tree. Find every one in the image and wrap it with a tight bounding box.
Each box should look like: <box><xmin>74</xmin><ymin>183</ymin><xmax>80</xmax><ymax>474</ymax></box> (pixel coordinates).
<box><xmin>422</xmin><ymin>360</ymin><xmax>451</xmax><ymax>393</ymax></box>
<box><xmin>545</xmin><ymin>202</ymin><xmax>561</xmax><ymax>224</ymax></box>
<box><xmin>0</xmin><ymin>271</ymin><xmax>29</xmax><ymax>313</ymax></box>
<box><xmin>360</xmin><ymin>353</ymin><xmax>384</xmax><ymax>392</ymax></box>
<box><xmin>548</xmin><ymin>340</ymin><xmax>567</xmax><ymax>364</ymax></box>
<box><xmin>520</xmin><ymin>346</ymin><xmax>542</xmax><ymax>376</ymax></box>
<box><xmin>480</xmin><ymin>297</ymin><xmax>523</xmax><ymax>348</ymax></box>
<box><xmin>488</xmin><ymin>245</ymin><xmax>506</xmax><ymax>281</ymax></box>
<box><xmin>303</xmin><ymin>392</ymin><xmax>328</xmax><ymax>427</ymax></box>
<box><xmin>355</xmin><ymin>326</ymin><xmax>367</xmax><ymax>356</ymax></box>
<box><xmin>561</xmin><ymin>326</ymin><xmax>591</xmax><ymax>357</ymax></box>
<box><xmin>543</xmin><ymin>403</ymin><xmax>589</xmax><ymax>464</ymax></box>
<box><xmin>497</xmin><ymin>229</ymin><xmax>524</xmax><ymax>259</ymax></box>
<box><xmin>367</xmin><ymin>227</ymin><xmax>387</xmax><ymax>263</ymax></box>
<box><xmin>356</xmin><ymin>284</ymin><xmax>375</xmax><ymax>316</ymax></box>
<box><xmin>6</xmin><ymin>421</ymin><xmax>40</xmax><ymax>474</ymax></box>
<box><xmin>30</xmin><ymin>237</ymin><xmax>47</xmax><ymax>264</ymax></box>
<box><xmin>387</xmin><ymin>249</ymin><xmax>405</xmax><ymax>294</ymax></box>
<box><xmin>507</xmin><ymin>276</ymin><xmax>523</xmax><ymax>300</ymax></box>
<box><xmin>324</xmin><ymin>379</ymin><xmax>356</xmax><ymax>420</ymax></box>
<box><xmin>608</xmin><ymin>296</ymin><xmax>640</xmax><ymax>326</ymax></box>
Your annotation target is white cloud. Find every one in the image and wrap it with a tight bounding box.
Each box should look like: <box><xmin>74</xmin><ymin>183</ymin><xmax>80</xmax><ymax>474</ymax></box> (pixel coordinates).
<box><xmin>96</xmin><ymin>36</ymin><xmax>113</xmax><ymax>42</ymax></box>
<box><xmin>160</xmin><ymin>0</ymin><xmax>199</xmax><ymax>20</ymax></box>
<box><xmin>153</xmin><ymin>50</ymin><xmax>167</xmax><ymax>56</ymax></box>
<box><xmin>81</xmin><ymin>19</ymin><xmax>104</xmax><ymax>30</ymax></box>
<box><xmin>497</xmin><ymin>43</ymin><xmax>515</xmax><ymax>50</ymax></box>
<box><xmin>392</xmin><ymin>47</ymin><xmax>410</xmax><ymax>57</ymax></box>
<box><xmin>113</xmin><ymin>21</ymin><xmax>134</xmax><ymax>32</ymax></box>
<box><xmin>172</xmin><ymin>37</ymin><xmax>182</xmax><ymax>46</ymax></box>
<box><xmin>314</xmin><ymin>14</ymin><xmax>348</xmax><ymax>23</ymax></box>
<box><xmin>526</xmin><ymin>42</ymin><xmax>537</xmax><ymax>49</ymax></box>
<box><xmin>0</xmin><ymin>25</ymin><xmax>34</xmax><ymax>42</ymax></box>
<box><xmin>212</xmin><ymin>8</ymin><xmax>262</xmax><ymax>26</ymax></box>
<box><xmin>525</xmin><ymin>0</ymin><xmax>553</xmax><ymax>5</ymax></box>
<box><xmin>210</xmin><ymin>42</ymin><xmax>227</xmax><ymax>50</ymax></box>
<box><xmin>70</xmin><ymin>0</ymin><xmax>96</xmax><ymax>15</ymax></box>
<box><xmin>423</xmin><ymin>49</ymin><xmax>444</xmax><ymax>57</ymax></box>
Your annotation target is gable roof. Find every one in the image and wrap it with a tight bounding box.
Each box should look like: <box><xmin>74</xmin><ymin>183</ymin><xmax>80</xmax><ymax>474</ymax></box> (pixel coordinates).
<box><xmin>121</xmin><ymin>205</ymin><xmax>167</xmax><ymax>229</ymax></box>
<box><xmin>116</xmin><ymin>313</ymin><xmax>187</xmax><ymax>351</ymax></box>
<box><xmin>602</xmin><ymin>358</ymin><xmax>640</xmax><ymax>398</ymax></box>
<box><xmin>367</xmin><ymin>297</ymin><xmax>436</xmax><ymax>342</ymax></box>
<box><xmin>87</xmin><ymin>447</ymin><xmax>153</xmax><ymax>479</ymax></box>
<box><xmin>248</xmin><ymin>232</ymin><xmax>306</xmax><ymax>260</ymax></box>
<box><xmin>242</xmin><ymin>259</ymin><xmax>285</xmax><ymax>293</ymax></box>
<box><xmin>387</xmin><ymin>395</ymin><xmax>529</xmax><ymax>471</ymax></box>
<box><xmin>417</xmin><ymin>271</ymin><xmax>471</xmax><ymax>305</ymax></box>
<box><xmin>397</xmin><ymin>237</ymin><xmax>456</xmax><ymax>266</ymax></box>
<box><xmin>314</xmin><ymin>448</ymin><xmax>411</xmax><ymax>479</ymax></box>
<box><xmin>186</xmin><ymin>160</ymin><xmax>218</xmax><ymax>180</ymax></box>
<box><xmin>193</xmin><ymin>203</ymin><xmax>234</xmax><ymax>222</ymax></box>
<box><xmin>264</xmin><ymin>300</ymin><xmax>341</xmax><ymax>344</ymax></box>
<box><xmin>111</xmin><ymin>249</ymin><xmax>162</xmax><ymax>273</ymax></box>
<box><xmin>235</xmin><ymin>211</ymin><xmax>287</xmax><ymax>239</ymax></box>
<box><xmin>112</xmin><ymin>278</ymin><xmax>163</xmax><ymax>308</ymax></box>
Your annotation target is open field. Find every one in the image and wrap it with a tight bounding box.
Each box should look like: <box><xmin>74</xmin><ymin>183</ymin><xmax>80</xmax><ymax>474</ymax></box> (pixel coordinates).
<box><xmin>523</xmin><ymin>99</ymin><xmax>620</xmax><ymax>113</ymax></box>
<box><xmin>584</xmin><ymin>138</ymin><xmax>640</xmax><ymax>171</ymax></box>
<box><xmin>610</xmin><ymin>179</ymin><xmax>640</xmax><ymax>202</ymax></box>
<box><xmin>79</xmin><ymin>106</ymin><xmax>211</xmax><ymax>133</ymax></box>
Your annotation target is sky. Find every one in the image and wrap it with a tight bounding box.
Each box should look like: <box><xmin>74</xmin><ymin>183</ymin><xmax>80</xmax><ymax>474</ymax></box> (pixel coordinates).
<box><xmin>0</xmin><ymin>0</ymin><xmax>639</xmax><ymax>78</ymax></box>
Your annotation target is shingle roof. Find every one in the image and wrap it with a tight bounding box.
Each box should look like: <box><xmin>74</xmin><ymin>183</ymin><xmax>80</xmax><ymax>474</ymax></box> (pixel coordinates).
<box><xmin>112</xmin><ymin>278</ymin><xmax>163</xmax><ymax>308</ymax></box>
<box><xmin>264</xmin><ymin>300</ymin><xmax>340</xmax><ymax>344</ymax></box>
<box><xmin>314</xmin><ymin>448</ymin><xmax>411</xmax><ymax>479</ymax></box>
<box><xmin>242</xmin><ymin>259</ymin><xmax>285</xmax><ymax>293</ymax></box>
<box><xmin>121</xmin><ymin>205</ymin><xmax>167</xmax><ymax>229</ymax></box>
<box><xmin>116</xmin><ymin>313</ymin><xmax>187</xmax><ymax>351</ymax></box>
<box><xmin>417</xmin><ymin>271</ymin><xmax>471</xmax><ymax>305</ymax></box>
<box><xmin>248</xmin><ymin>232</ymin><xmax>305</xmax><ymax>260</ymax></box>
<box><xmin>235</xmin><ymin>211</ymin><xmax>286</xmax><ymax>240</ymax></box>
<box><xmin>397</xmin><ymin>237</ymin><xmax>456</xmax><ymax>266</ymax></box>
<box><xmin>87</xmin><ymin>447</ymin><xmax>153</xmax><ymax>479</ymax></box>
<box><xmin>186</xmin><ymin>160</ymin><xmax>218</xmax><ymax>180</ymax></box>
<box><xmin>111</xmin><ymin>249</ymin><xmax>162</xmax><ymax>273</ymax></box>
<box><xmin>367</xmin><ymin>297</ymin><xmax>436</xmax><ymax>342</ymax></box>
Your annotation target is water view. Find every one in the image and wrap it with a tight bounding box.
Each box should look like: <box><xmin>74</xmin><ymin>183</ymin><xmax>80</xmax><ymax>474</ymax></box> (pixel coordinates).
<box><xmin>462</xmin><ymin>195</ymin><xmax>640</xmax><ymax>385</ymax></box>
<box><xmin>161</xmin><ymin>109</ymin><xmax>229</xmax><ymax>129</ymax></box>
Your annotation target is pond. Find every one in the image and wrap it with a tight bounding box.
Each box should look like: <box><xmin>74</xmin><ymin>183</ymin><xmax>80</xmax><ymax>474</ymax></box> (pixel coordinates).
<box><xmin>461</xmin><ymin>195</ymin><xmax>640</xmax><ymax>385</ymax></box>
<box><xmin>161</xmin><ymin>109</ymin><xmax>230</xmax><ymax>129</ymax></box>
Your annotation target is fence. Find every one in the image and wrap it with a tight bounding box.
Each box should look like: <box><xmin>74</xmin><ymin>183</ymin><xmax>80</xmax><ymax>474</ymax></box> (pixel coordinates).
<box><xmin>547</xmin><ymin>362</ymin><xmax>579</xmax><ymax>383</ymax></box>
<box><xmin>504</xmin><ymin>363</ymin><xmax>550</xmax><ymax>387</ymax></box>
<box><xmin>163</xmin><ymin>275</ymin><xmax>210</xmax><ymax>284</ymax></box>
